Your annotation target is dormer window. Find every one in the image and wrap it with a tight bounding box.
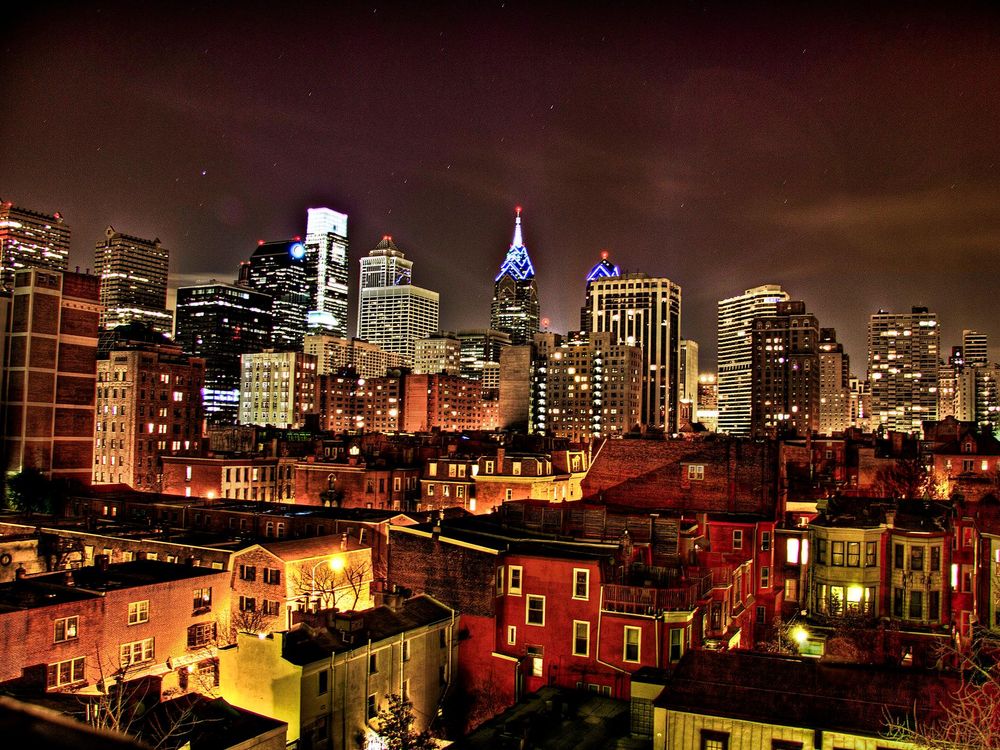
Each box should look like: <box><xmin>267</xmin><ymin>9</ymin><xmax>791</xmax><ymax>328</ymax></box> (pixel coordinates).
<box><xmin>962</xmin><ymin>440</ymin><xmax>975</xmax><ymax>453</ymax></box>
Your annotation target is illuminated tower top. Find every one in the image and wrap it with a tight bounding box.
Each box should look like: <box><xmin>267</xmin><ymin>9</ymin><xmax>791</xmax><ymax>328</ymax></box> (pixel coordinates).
<box><xmin>491</xmin><ymin>207</ymin><xmax>540</xmax><ymax>345</ymax></box>
<box><xmin>585</xmin><ymin>250</ymin><xmax>620</xmax><ymax>283</ymax></box>
<box><xmin>494</xmin><ymin>207</ymin><xmax>536</xmax><ymax>282</ymax></box>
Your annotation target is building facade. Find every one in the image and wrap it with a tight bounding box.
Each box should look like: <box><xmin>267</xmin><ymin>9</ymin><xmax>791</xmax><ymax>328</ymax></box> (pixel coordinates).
<box><xmin>304</xmin><ymin>207</ymin><xmax>349</xmax><ymax>337</ymax></box>
<box><xmin>413</xmin><ymin>333</ymin><xmax>462</xmax><ymax>375</ymax></box>
<box><xmin>679</xmin><ymin>339</ymin><xmax>699</xmax><ymax>426</ymax></box>
<box><xmin>304</xmin><ymin>334</ymin><xmax>405</xmax><ymax>380</ymax></box>
<box><xmin>0</xmin><ymin>201</ymin><xmax>71</xmax><ymax>289</ymax></box>
<box><xmin>818</xmin><ymin>328</ymin><xmax>851</xmax><ymax>435</ymax></box>
<box><xmin>95</xmin><ymin>226</ymin><xmax>172</xmax><ymax>336</ymax></box>
<box><xmin>239</xmin><ymin>350</ymin><xmax>318</xmax><ymax>429</ymax></box>
<box><xmin>240</xmin><ymin>240</ymin><xmax>309</xmax><ymax>351</ymax></box>
<box><xmin>490</xmin><ymin>208</ymin><xmax>540</xmax><ymax>345</ymax></box>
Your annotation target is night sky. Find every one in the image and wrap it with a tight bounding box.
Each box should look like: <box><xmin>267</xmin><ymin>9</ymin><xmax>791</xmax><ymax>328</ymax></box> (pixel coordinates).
<box><xmin>3</xmin><ymin>2</ymin><xmax>1000</xmax><ymax>369</ymax></box>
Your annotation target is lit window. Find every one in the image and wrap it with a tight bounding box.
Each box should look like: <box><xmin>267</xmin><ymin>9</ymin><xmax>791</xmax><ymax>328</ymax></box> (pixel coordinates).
<box><xmin>120</xmin><ymin>638</ymin><xmax>154</xmax><ymax>666</ymax></box>
<box><xmin>786</xmin><ymin>538</ymin><xmax>800</xmax><ymax>565</ymax></box>
<box><xmin>54</xmin><ymin>616</ymin><xmax>79</xmax><ymax>643</ymax></box>
<box><xmin>687</xmin><ymin>464</ymin><xmax>704</xmax><ymax>481</ymax></box>
<box><xmin>127</xmin><ymin>600</ymin><xmax>149</xmax><ymax>625</ymax></box>
<box><xmin>47</xmin><ymin>657</ymin><xmax>86</xmax><ymax>688</ymax></box>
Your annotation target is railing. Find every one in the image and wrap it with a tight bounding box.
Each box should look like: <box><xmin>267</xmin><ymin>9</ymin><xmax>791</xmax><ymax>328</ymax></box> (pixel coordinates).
<box><xmin>602</xmin><ymin>582</ymin><xmax>700</xmax><ymax>614</ymax></box>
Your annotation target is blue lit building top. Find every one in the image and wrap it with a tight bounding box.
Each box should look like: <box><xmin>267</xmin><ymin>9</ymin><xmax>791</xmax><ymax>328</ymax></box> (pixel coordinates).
<box><xmin>494</xmin><ymin>207</ymin><xmax>536</xmax><ymax>282</ymax></box>
<box><xmin>586</xmin><ymin>251</ymin><xmax>620</xmax><ymax>283</ymax></box>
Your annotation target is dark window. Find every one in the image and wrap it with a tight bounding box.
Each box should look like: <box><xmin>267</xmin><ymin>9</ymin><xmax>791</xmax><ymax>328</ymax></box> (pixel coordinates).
<box><xmin>816</xmin><ymin>538</ymin><xmax>827</xmax><ymax>565</ymax></box>
<box><xmin>263</xmin><ymin>568</ymin><xmax>281</xmax><ymax>585</ymax></box>
<box><xmin>367</xmin><ymin>694</ymin><xmax>377</xmax><ymax>720</ymax></box>
<box><xmin>187</xmin><ymin>622</ymin><xmax>216</xmax><ymax>649</ymax></box>
<box><xmin>369</xmin><ymin>653</ymin><xmax>378</xmax><ymax>674</ymax></box>
<box><xmin>700</xmin><ymin>730</ymin><xmax>729</xmax><ymax>750</ymax></box>
<box><xmin>893</xmin><ymin>588</ymin><xmax>904</xmax><ymax>617</ymax></box>
<box><xmin>630</xmin><ymin>697</ymin><xmax>653</xmax><ymax>738</ymax></box>
<box><xmin>930</xmin><ymin>547</ymin><xmax>941</xmax><ymax>572</ymax></box>
<box><xmin>894</xmin><ymin>544</ymin><xmax>904</xmax><ymax>569</ymax></box>
<box><xmin>239</xmin><ymin>564</ymin><xmax>256</xmax><ymax>581</ymax></box>
<box><xmin>318</xmin><ymin>670</ymin><xmax>328</xmax><ymax>695</ymax></box>
<box><xmin>831</xmin><ymin>541</ymin><xmax>844</xmax><ymax>566</ymax></box>
<box><xmin>909</xmin><ymin>590</ymin><xmax>923</xmax><ymax>619</ymax></box>
<box><xmin>772</xmin><ymin>742</ymin><xmax>803</xmax><ymax>750</ymax></box>
<box><xmin>910</xmin><ymin>547</ymin><xmax>924</xmax><ymax>572</ymax></box>
<box><xmin>929</xmin><ymin>590</ymin><xmax>940</xmax><ymax>620</ymax></box>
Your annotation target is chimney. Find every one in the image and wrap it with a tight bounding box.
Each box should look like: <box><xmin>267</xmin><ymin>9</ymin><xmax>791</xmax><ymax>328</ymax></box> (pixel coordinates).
<box><xmin>340</xmin><ymin>532</ymin><xmax>348</xmax><ymax>551</ymax></box>
<box><xmin>885</xmin><ymin>509</ymin><xmax>896</xmax><ymax>528</ymax></box>
<box><xmin>63</xmin><ymin>570</ymin><xmax>75</xmax><ymax>587</ymax></box>
<box><xmin>95</xmin><ymin>554</ymin><xmax>110</xmax><ymax>572</ymax></box>
<box><xmin>496</xmin><ymin>447</ymin><xmax>505</xmax><ymax>468</ymax></box>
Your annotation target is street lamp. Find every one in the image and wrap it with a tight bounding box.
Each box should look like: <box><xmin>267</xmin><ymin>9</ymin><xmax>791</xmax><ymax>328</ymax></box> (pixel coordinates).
<box><xmin>309</xmin><ymin>556</ymin><xmax>346</xmax><ymax>610</ymax></box>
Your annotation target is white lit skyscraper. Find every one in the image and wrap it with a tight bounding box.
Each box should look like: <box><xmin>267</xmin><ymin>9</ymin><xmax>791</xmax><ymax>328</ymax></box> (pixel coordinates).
<box><xmin>304</xmin><ymin>207</ymin><xmax>349</xmax><ymax>337</ymax></box>
<box><xmin>94</xmin><ymin>226</ymin><xmax>172</xmax><ymax>335</ymax></box>
<box><xmin>357</xmin><ymin>236</ymin><xmax>439</xmax><ymax>366</ymax></box>
<box><xmin>717</xmin><ymin>284</ymin><xmax>789</xmax><ymax>435</ymax></box>
<box><xmin>0</xmin><ymin>200</ymin><xmax>71</xmax><ymax>289</ymax></box>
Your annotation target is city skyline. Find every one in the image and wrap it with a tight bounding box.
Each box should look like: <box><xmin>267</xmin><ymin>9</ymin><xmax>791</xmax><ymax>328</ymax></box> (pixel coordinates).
<box><xmin>3</xmin><ymin>3</ymin><xmax>1000</xmax><ymax>370</ymax></box>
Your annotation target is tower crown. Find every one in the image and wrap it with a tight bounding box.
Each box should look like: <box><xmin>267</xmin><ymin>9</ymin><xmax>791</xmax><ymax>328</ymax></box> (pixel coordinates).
<box><xmin>495</xmin><ymin>207</ymin><xmax>536</xmax><ymax>282</ymax></box>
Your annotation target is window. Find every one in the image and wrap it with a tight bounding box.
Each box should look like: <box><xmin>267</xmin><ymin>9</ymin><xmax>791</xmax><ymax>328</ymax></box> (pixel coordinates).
<box><xmin>496</xmin><ymin>567</ymin><xmax>504</xmax><ymax>596</ymax></box>
<box><xmin>263</xmin><ymin>600</ymin><xmax>281</xmax><ymax>616</ymax></box>
<box><xmin>509</xmin><ymin>566</ymin><xmax>523</xmax><ymax>596</ymax></box>
<box><xmin>831</xmin><ymin>540</ymin><xmax>845</xmax><ymax>566</ymax></box>
<box><xmin>894</xmin><ymin>543</ymin><xmax>904</xmax><ymax>569</ymax></box>
<box><xmin>760</xmin><ymin>566</ymin><xmax>770</xmax><ymax>590</ymax></box>
<box><xmin>893</xmin><ymin>587</ymin><xmax>904</xmax><ymax>618</ymax></box>
<box><xmin>573</xmin><ymin>621</ymin><xmax>590</xmax><ymax>657</ymax></box>
<box><xmin>700</xmin><ymin>729</ymin><xmax>729</xmax><ymax>750</ymax></box>
<box><xmin>507</xmin><ymin>625</ymin><xmax>516</xmax><ymax>645</ymax></box>
<box><xmin>929</xmin><ymin>590</ymin><xmax>940</xmax><ymax>620</ymax></box>
<box><xmin>623</xmin><ymin>626</ymin><xmax>641</xmax><ymax>662</ymax></box>
<box><xmin>771</xmin><ymin>742</ymin><xmax>803</xmax><ymax>750</ymax></box>
<box><xmin>847</xmin><ymin>541</ymin><xmax>860</xmax><ymax>567</ymax></box>
<box><xmin>865</xmin><ymin>541</ymin><xmax>877</xmax><ymax>567</ymax></box>
<box><xmin>485</xmin><ymin>460</ymin><xmax>494</xmax><ymax>474</ymax></box>
<box><xmin>187</xmin><ymin>622</ymin><xmax>216</xmax><ymax>648</ymax></box>
<box><xmin>367</xmin><ymin>694</ymin><xmax>377</xmax><ymax>720</ymax></box>
<box><xmin>369</xmin><ymin>652</ymin><xmax>378</xmax><ymax>674</ymax></box>
<box><xmin>526</xmin><ymin>595</ymin><xmax>545</xmax><ymax>626</ymax></box>
<box><xmin>427</xmin><ymin>484</ymin><xmax>434</xmax><ymax>496</ymax></box>
<box><xmin>687</xmin><ymin>464</ymin><xmax>704</xmax><ymax>481</ymax></box>
<box><xmin>54</xmin><ymin>616</ymin><xmax>79</xmax><ymax>643</ymax></box>
<box><xmin>239</xmin><ymin>596</ymin><xmax>256</xmax><ymax>612</ymax></box>
<box><xmin>239</xmin><ymin>564</ymin><xmax>256</xmax><ymax>581</ymax></box>
<box><xmin>512</xmin><ymin>461</ymin><xmax>521</xmax><ymax>476</ymax></box>
<box><xmin>761</xmin><ymin>531</ymin><xmax>770</xmax><ymax>551</ymax></box>
<box><xmin>120</xmin><ymin>638</ymin><xmax>154</xmax><ymax>666</ymax></box>
<box><xmin>318</xmin><ymin>669</ymin><xmax>329</xmax><ymax>695</ymax></box>
<box><xmin>816</xmin><ymin>538</ymin><xmax>827</xmax><ymax>565</ymax></box>
<box><xmin>193</xmin><ymin>587</ymin><xmax>212</xmax><ymax>611</ymax></box>
<box><xmin>128</xmin><ymin>600</ymin><xmax>149</xmax><ymax>625</ymax></box>
<box><xmin>669</xmin><ymin>628</ymin><xmax>683</xmax><ymax>661</ymax></box>
<box><xmin>786</xmin><ymin>538</ymin><xmax>801</xmax><ymax>565</ymax></box>
<box><xmin>526</xmin><ymin>645</ymin><xmax>543</xmax><ymax>677</ymax></box>
<box><xmin>505</xmin><ymin>489</ymin><xmax>513</xmax><ymax>501</ymax></box>
<box><xmin>732</xmin><ymin>530</ymin><xmax>743</xmax><ymax>550</ymax></box>
<box><xmin>47</xmin><ymin>657</ymin><xmax>85</xmax><ymax>689</ymax></box>
<box><xmin>930</xmin><ymin>546</ymin><xmax>941</xmax><ymax>572</ymax></box>
<box><xmin>756</xmin><ymin>605</ymin><xmax>766</xmax><ymax>624</ymax></box>
<box><xmin>263</xmin><ymin>568</ymin><xmax>281</xmax><ymax>585</ymax></box>
<box><xmin>909</xmin><ymin>590</ymin><xmax>923</xmax><ymax>619</ymax></box>
<box><xmin>402</xmin><ymin>679</ymin><xmax>410</xmax><ymax>703</ymax></box>
<box><xmin>573</xmin><ymin>569</ymin><xmax>589</xmax><ymax>600</ymax></box>
<box><xmin>911</xmin><ymin>547</ymin><xmax>924</xmax><ymax>572</ymax></box>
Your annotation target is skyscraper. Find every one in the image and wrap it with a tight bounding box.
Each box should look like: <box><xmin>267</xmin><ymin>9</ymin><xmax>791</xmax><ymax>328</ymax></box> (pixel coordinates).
<box><xmin>456</xmin><ymin>329</ymin><xmax>512</xmax><ymax>381</ymax></box>
<box><xmin>717</xmin><ymin>284</ymin><xmax>789</xmax><ymax>435</ymax></box>
<box><xmin>0</xmin><ymin>201</ymin><xmax>71</xmax><ymax>289</ymax></box>
<box><xmin>750</xmin><ymin>300</ymin><xmax>820</xmax><ymax>437</ymax></box>
<box><xmin>94</xmin><ymin>226</ymin><xmax>172</xmax><ymax>335</ymax></box>
<box><xmin>240</xmin><ymin>240</ymin><xmax>309</xmax><ymax>350</ymax></box>
<box><xmin>583</xmin><ymin>268</ymin><xmax>682</xmax><ymax>431</ymax></box>
<box><xmin>414</xmin><ymin>333</ymin><xmax>462</xmax><ymax>375</ymax></box>
<box><xmin>490</xmin><ymin>208</ymin><xmax>539</xmax><ymax>345</ymax></box>
<box><xmin>304</xmin><ymin>207</ymin><xmax>349</xmax><ymax>337</ymax></box>
<box><xmin>357</xmin><ymin>237</ymin><xmax>439</xmax><ymax>366</ymax></box>
<box><xmin>679</xmin><ymin>339</ymin><xmax>699</xmax><ymax>426</ymax></box>
<box><xmin>579</xmin><ymin>251</ymin><xmax>620</xmax><ymax>332</ymax></box>
<box><xmin>867</xmin><ymin>307</ymin><xmax>940</xmax><ymax>434</ymax></box>
<box><xmin>818</xmin><ymin>328</ymin><xmax>851</xmax><ymax>435</ymax></box>
<box><xmin>174</xmin><ymin>281</ymin><xmax>273</xmax><ymax>425</ymax></box>
<box><xmin>962</xmin><ymin>329</ymin><xmax>988</xmax><ymax>367</ymax></box>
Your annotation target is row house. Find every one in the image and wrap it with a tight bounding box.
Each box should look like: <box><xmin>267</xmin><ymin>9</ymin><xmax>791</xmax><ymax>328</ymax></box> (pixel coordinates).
<box><xmin>294</xmin><ymin>455</ymin><xmax>420</xmax><ymax>509</ymax></box>
<box><xmin>924</xmin><ymin>417</ymin><xmax>1000</xmax><ymax>501</ymax></box>
<box><xmin>0</xmin><ymin>560</ymin><xmax>229</xmax><ymax>697</ymax></box>
<box><xmin>160</xmin><ymin>454</ymin><xmax>297</xmax><ymax>502</ymax></box>
<box><xmin>419</xmin><ymin>455</ymin><xmax>478</xmax><ymax>512</ymax></box>
<box><xmin>219</xmin><ymin>595</ymin><xmax>456</xmax><ymax>750</ymax></box>
<box><xmin>229</xmin><ymin>536</ymin><xmax>374</xmax><ymax>632</ymax></box>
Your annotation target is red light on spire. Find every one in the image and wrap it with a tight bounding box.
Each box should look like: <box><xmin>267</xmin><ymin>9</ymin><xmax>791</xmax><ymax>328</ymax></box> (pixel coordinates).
<box><xmin>515</xmin><ymin>205</ymin><xmax>522</xmax><ymax>215</ymax></box>
<box><xmin>293</xmin><ymin>236</ymin><xmax>301</xmax><ymax>241</ymax></box>
<box><xmin>601</xmin><ymin>250</ymin><xmax>609</xmax><ymax>260</ymax></box>
<box><xmin>257</xmin><ymin>239</ymin><xmax>265</xmax><ymax>246</ymax></box>
<box><xmin>383</xmin><ymin>234</ymin><xmax>392</xmax><ymax>241</ymax></box>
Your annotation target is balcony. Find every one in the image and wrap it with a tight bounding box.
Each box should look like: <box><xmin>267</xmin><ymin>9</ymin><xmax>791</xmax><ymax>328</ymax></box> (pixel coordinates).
<box><xmin>602</xmin><ymin>581</ymin><xmax>703</xmax><ymax>615</ymax></box>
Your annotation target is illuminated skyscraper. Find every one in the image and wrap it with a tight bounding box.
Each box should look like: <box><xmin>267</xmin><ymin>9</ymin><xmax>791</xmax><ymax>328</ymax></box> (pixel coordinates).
<box><xmin>0</xmin><ymin>200</ymin><xmax>71</xmax><ymax>289</ymax></box>
<box><xmin>240</xmin><ymin>240</ymin><xmax>309</xmax><ymax>350</ymax></box>
<box><xmin>580</xmin><ymin>251</ymin><xmax>620</xmax><ymax>331</ymax></box>
<box><xmin>867</xmin><ymin>307</ymin><xmax>939</xmax><ymax>434</ymax></box>
<box><xmin>818</xmin><ymin>328</ymin><xmax>851</xmax><ymax>435</ymax></box>
<box><xmin>679</xmin><ymin>339</ymin><xmax>699</xmax><ymax>426</ymax></box>
<box><xmin>357</xmin><ymin>237</ymin><xmax>439</xmax><ymax>366</ymax></box>
<box><xmin>94</xmin><ymin>226</ymin><xmax>172</xmax><ymax>335</ymax></box>
<box><xmin>583</xmin><ymin>265</ymin><xmax>682</xmax><ymax>431</ymax></box>
<box><xmin>717</xmin><ymin>284</ymin><xmax>789</xmax><ymax>435</ymax></box>
<box><xmin>962</xmin><ymin>329</ymin><xmax>988</xmax><ymax>367</ymax></box>
<box><xmin>304</xmin><ymin>207</ymin><xmax>349</xmax><ymax>337</ymax></box>
<box><xmin>490</xmin><ymin>208</ymin><xmax>539</xmax><ymax>345</ymax></box>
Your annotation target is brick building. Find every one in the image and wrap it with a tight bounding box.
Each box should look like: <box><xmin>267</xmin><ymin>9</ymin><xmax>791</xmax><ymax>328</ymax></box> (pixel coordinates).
<box><xmin>92</xmin><ymin>342</ymin><xmax>204</xmax><ymax>490</ymax></box>
<box><xmin>470</xmin><ymin>447</ymin><xmax>589</xmax><ymax>512</ymax></box>
<box><xmin>294</xmin><ymin>456</ymin><xmax>420</xmax><ymax>509</ymax></box>
<box><xmin>238</xmin><ymin>350</ymin><xmax>317</xmax><ymax>429</ymax></box>
<box><xmin>402</xmin><ymin>373</ymin><xmax>488</xmax><ymax>433</ymax></box>
<box><xmin>160</xmin><ymin>454</ymin><xmax>296</xmax><ymax>502</ymax></box>
<box><xmin>2</xmin><ymin>269</ymin><xmax>100</xmax><ymax>483</ymax></box>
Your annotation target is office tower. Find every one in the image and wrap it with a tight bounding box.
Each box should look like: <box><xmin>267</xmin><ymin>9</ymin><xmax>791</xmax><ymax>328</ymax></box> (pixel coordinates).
<box><xmin>403</xmin><ymin>373</ymin><xmax>488</xmax><ymax>432</ymax></box>
<box><xmin>303</xmin><ymin>334</ymin><xmax>405</xmax><ymax>379</ymax></box>
<box><xmin>679</xmin><ymin>339</ymin><xmax>699</xmax><ymax>426</ymax></box>
<box><xmin>304</xmin><ymin>207</ymin><xmax>349</xmax><ymax>336</ymax></box>
<box><xmin>2</xmin><ymin>269</ymin><xmax>100</xmax><ymax>483</ymax></box>
<box><xmin>414</xmin><ymin>333</ymin><xmax>462</xmax><ymax>375</ymax></box>
<box><xmin>174</xmin><ymin>281</ymin><xmax>273</xmax><ymax>425</ymax></box>
<box><xmin>717</xmin><ymin>284</ymin><xmax>790</xmax><ymax>435</ymax></box>
<box><xmin>95</xmin><ymin>226</ymin><xmax>172</xmax><ymax>335</ymax></box>
<box><xmin>867</xmin><ymin>307</ymin><xmax>940</xmax><ymax>434</ymax></box>
<box><xmin>583</xmin><ymin>271</ymin><xmax>682</xmax><ymax>431</ymax></box>
<box><xmin>238</xmin><ymin>350</ymin><xmax>317</xmax><ymax>429</ymax></box>
<box><xmin>750</xmin><ymin>300</ymin><xmax>820</xmax><ymax>437</ymax></box>
<box><xmin>818</xmin><ymin>328</ymin><xmax>851</xmax><ymax>435</ymax></box>
<box><xmin>533</xmin><ymin>331</ymin><xmax>642</xmax><ymax>441</ymax></box>
<box><xmin>490</xmin><ymin>208</ymin><xmax>539</xmax><ymax>345</ymax></box>
<box><xmin>93</xmin><ymin>340</ymin><xmax>204</xmax><ymax>490</ymax></box>
<box><xmin>457</xmin><ymin>328</ymin><xmax>512</xmax><ymax>381</ymax></box>
<box><xmin>697</xmin><ymin>374</ymin><xmax>719</xmax><ymax>431</ymax></box>
<box><xmin>0</xmin><ymin>201</ymin><xmax>71</xmax><ymax>289</ymax></box>
<box><xmin>240</xmin><ymin>240</ymin><xmax>309</xmax><ymax>350</ymax></box>
<box><xmin>579</xmin><ymin>251</ymin><xmax>621</xmax><ymax>331</ymax></box>
<box><xmin>962</xmin><ymin>329</ymin><xmax>988</xmax><ymax>367</ymax></box>
<box><xmin>357</xmin><ymin>237</ymin><xmax>439</xmax><ymax>366</ymax></box>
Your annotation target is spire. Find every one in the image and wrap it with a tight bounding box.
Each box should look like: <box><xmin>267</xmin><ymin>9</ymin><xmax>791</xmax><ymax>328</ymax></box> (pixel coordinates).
<box><xmin>512</xmin><ymin>206</ymin><xmax>523</xmax><ymax>248</ymax></box>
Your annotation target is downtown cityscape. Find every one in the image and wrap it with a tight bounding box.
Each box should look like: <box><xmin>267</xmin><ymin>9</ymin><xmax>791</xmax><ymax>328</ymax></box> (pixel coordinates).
<box><xmin>2</xmin><ymin>3</ymin><xmax>1000</xmax><ymax>750</ymax></box>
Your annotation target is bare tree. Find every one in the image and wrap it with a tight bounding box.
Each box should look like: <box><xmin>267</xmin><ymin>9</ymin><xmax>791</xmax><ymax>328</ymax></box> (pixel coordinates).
<box><xmin>872</xmin><ymin>457</ymin><xmax>941</xmax><ymax>500</ymax></box>
<box><xmin>291</xmin><ymin>557</ymin><xmax>373</xmax><ymax>612</ymax></box>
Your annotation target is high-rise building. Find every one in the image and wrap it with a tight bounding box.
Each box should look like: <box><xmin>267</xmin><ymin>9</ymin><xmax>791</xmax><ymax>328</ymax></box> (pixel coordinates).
<box><xmin>697</xmin><ymin>374</ymin><xmax>719</xmax><ymax>432</ymax></box>
<box><xmin>457</xmin><ymin>328</ymin><xmax>512</xmax><ymax>381</ymax></box>
<box><xmin>240</xmin><ymin>240</ymin><xmax>309</xmax><ymax>350</ymax></box>
<box><xmin>532</xmin><ymin>331</ymin><xmax>642</xmax><ymax>442</ymax></box>
<box><xmin>867</xmin><ymin>307</ymin><xmax>939</xmax><ymax>434</ymax></box>
<box><xmin>238</xmin><ymin>350</ymin><xmax>317</xmax><ymax>429</ymax></box>
<box><xmin>962</xmin><ymin>329</ymin><xmax>989</xmax><ymax>367</ymax></box>
<box><xmin>95</xmin><ymin>226</ymin><xmax>172</xmax><ymax>335</ymax></box>
<box><xmin>490</xmin><ymin>208</ymin><xmax>539</xmax><ymax>345</ymax></box>
<box><xmin>579</xmin><ymin>252</ymin><xmax>620</xmax><ymax>331</ymax></box>
<box><xmin>357</xmin><ymin>237</ymin><xmax>439</xmax><ymax>366</ymax></box>
<box><xmin>750</xmin><ymin>300</ymin><xmax>820</xmax><ymax>437</ymax></box>
<box><xmin>583</xmin><ymin>269</ymin><xmax>682</xmax><ymax>430</ymax></box>
<box><xmin>414</xmin><ymin>333</ymin><xmax>462</xmax><ymax>375</ymax></box>
<box><xmin>2</xmin><ymin>269</ymin><xmax>100</xmax><ymax>483</ymax></box>
<box><xmin>717</xmin><ymin>284</ymin><xmax>790</xmax><ymax>435</ymax></box>
<box><xmin>174</xmin><ymin>281</ymin><xmax>273</xmax><ymax>425</ymax></box>
<box><xmin>0</xmin><ymin>201</ymin><xmax>71</xmax><ymax>289</ymax></box>
<box><xmin>818</xmin><ymin>328</ymin><xmax>851</xmax><ymax>436</ymax></box>
<box><xmin>303</xmin><ymin>334</ymin><xmax>405</xmax><ymax>380</ymax></box>
<box><xmin>304</xmin><ymin>207</ymin><xmax>349</xmax><ymax>337</ymax></box>
<box><xmin>403</xmin><ymin>373</ymin><xmax>488</xmax><ymax>433</ymax></box>
<box><xmin>679</xmin><ymin>339</ymin><xmax>699</xmax><ymax>426</ymax></box>
<box><xmin>93</xmin><ymin>340</ymin><xmax>204</xmax><ymax>490</ymax></box>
